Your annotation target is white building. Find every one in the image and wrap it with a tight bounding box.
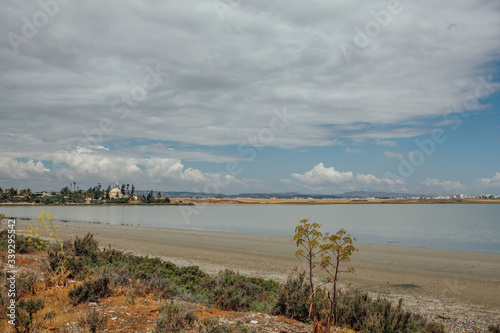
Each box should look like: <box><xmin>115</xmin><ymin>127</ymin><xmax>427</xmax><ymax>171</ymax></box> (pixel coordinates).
<box><xmin>109</xmin><ymin>180</ymin><xmax>123</xmax><ymax>199</ymax></box>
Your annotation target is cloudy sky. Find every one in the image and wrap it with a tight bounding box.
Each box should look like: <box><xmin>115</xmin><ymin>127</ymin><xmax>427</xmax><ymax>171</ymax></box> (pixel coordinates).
<box><xmin>1</xmin><ymin>0</ymin><xmax>499</xmax><ymax>194</ymax></box>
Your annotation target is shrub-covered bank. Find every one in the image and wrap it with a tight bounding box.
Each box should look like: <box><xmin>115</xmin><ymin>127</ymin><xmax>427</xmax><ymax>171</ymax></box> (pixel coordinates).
<box><xmin>0</xmin><ymin>229</ymin><xmax>473</xmax><ymax>332</ymax></box>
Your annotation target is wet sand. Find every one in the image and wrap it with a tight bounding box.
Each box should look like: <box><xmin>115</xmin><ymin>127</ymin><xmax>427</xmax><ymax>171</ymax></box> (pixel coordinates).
<box><xmin>15</xmin><ymin>218</ymin><xmax>500</xmax><ymax>309</ymax></box>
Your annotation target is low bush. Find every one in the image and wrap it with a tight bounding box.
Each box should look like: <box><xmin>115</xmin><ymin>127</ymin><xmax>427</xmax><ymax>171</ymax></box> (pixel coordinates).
<box><xmin>209</xmin><ymin>270</ymin><xmax>279</xmax><ymax>311</ymax></box>
<box><xmin>335</xmin><ymin>289</ymin><xmax>426</xmax><ymax>332</ymax></box>
<box><xmin>16</xmin><ymin>273</ymin><xmax>38</xmax><ymax>298</ymax></box>
<box><xmin>143</xmin><ymin>275</ymin><xmax>178</xmax><ymax>299</ymax></box>
<box><xmin>273</xmin><ymin>274</ymin><xmax>435</xmax><ymax>332</ymax></box>
<box><xmin>272</xmin><ymin>273</ymin><xmax>311</xmax><ymax>321</ymax></box>
<box><xmin>15</xmin><ymin>298</ymin><xmax>44</xmax><ymax>332</ymax></box>
<box><xmin>272</xmin><ymin>272</ymin><xmax>329</xmax><ymax>323</ymax></box>
<box><xmin>94</xmin><ymin>265</ymin><xmax>133</xmax><ymax>289</ymax></box>
<box><xmin>153</xmin><ymin>301</ymin><xmax>196</xmax><ymax>332</ymax></box>
<box><xmin>74</xmin><ymin>233</ymin><xmax>99</xmax><ymax>257</ymax></box>
<box><xmin>68</xmin><ymin>277</ymin><xmax>111</xmax><ymax>305</ymax></box>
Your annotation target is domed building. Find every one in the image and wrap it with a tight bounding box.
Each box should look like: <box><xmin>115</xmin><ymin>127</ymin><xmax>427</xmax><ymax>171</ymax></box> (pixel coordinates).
<box><xmin>109</xmin><ymin>180</ymin><xmax>123</xmax><ymax>199</ymax></box>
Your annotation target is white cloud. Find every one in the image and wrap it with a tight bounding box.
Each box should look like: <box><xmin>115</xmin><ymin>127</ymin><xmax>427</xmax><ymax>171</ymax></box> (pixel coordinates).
<box><xmin>290</xmin><ymin>163</ymin><xmax>405</xmax><ymax>192</ymax></box>
<box><xmin>0</xmin><ymin>158</ymin><xmax>49</xmax><ymax>179</ymax></box>
<box><xmin>36</xmin><ymin>149</ymin><xmax>253</xmax><ymax>192</ymax></box>
<box><xmin>420</xmin><ymin>178</ymin><xmax>465</xmax><ymax>192</ymax></box>
<box><xmin>292</xmin><ymin>163</ymin><xmax>354</xmax><ymax>185</ymax></box>
<box><xmin>474</xmin><ymin>172</ymin><xmax>500</xmax><ymax>188</ymax></box>
<box><xmin>75</xmin><ymin>145</ymin><xmax>110</xmax><ymax>154</ymax></box>
<box><xmin>1</xmin><ymin>1</ymin><xmax>499</xmax><ymax>191</ymax></box>
<box><xmin>1</xmin><ymin>0</ymin><xmax>499</xmax><ymax>155</ymax></box>
<box><xmin>356</xmin><ymin>173</ymin><xmax>405</xmax><ymax>189</ymax></box>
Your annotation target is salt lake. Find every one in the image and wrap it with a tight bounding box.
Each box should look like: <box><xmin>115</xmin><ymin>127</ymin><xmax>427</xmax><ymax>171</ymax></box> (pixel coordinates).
<box><xmin>2</xmin><ymin>204</ymin><xmax>499</xmax><ymax>253</ymax></box>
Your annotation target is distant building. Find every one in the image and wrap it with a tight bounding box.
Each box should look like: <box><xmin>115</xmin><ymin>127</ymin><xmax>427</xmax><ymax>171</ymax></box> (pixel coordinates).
<box><xmin>109</xmin><ymin>180</ymin><xmax>123</xmax><ymax>199</ymax></box>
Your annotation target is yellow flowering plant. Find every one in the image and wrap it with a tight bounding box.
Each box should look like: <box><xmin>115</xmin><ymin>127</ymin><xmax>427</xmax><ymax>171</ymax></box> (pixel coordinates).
<box><xmin>25</xmin><ymin>224</ymin><xmax>45</xmax><ymax>250</ymax></box>
<box><xmin>37</xmin><ymin>210</ymin><xmax>64</xmax><ymax>254</ymax></box>
<box><xmin>27</xmin><ymin>210</ymin><xmax>69</xmax><ymax>286</ymax></box>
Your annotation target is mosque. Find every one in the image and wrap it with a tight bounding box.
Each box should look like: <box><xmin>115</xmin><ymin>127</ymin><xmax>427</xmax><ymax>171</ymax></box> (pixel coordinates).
<box><xmin>109</xmin><ymin>180</ymin><xmax>123</xmax><ymax>199</ymax></box>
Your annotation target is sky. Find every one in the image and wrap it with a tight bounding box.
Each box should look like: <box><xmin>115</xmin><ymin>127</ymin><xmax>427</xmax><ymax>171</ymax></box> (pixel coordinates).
<box><xmin>1</xmin><ymin>0</ymin><xmax>500</xmax><ymax>195</ymax></box>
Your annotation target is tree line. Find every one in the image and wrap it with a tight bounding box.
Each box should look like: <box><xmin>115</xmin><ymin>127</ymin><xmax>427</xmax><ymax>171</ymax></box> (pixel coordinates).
<box><xmin>0</xmin><ymin>184</ymin><xmax>170</xmax><ymax>204</ymax></box>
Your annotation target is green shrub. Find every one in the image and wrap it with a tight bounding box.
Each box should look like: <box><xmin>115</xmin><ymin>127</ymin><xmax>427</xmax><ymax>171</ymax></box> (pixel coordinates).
<box><xmin>0</xmin><ymin>230</ymin><xmax>43</xmax><ymax>254</ymax></box>
<box><xmin>74</xmin><ymin>232</ymin><xmax>99</xmax><ymax>257</ymax></box>
<box><xmin>143</xmin><ymin>275</ymin><xmax>178</xmax><ymax>299</ymax></box>
<box><xmin>15</xmin><ymin>298</ymin><xmax>44</xmax><ymax>332</ymax></box>
<box><xmin>68</xmin><ymin>277</ymin><xmax>110</xmax><ymax>305</ymax></box>
<box><xmin>209</xmin><ymin>270</ymin><xmax>278</xmax><ymax>311</ymax></box>
<box><xmin>94</xmin><ymin>266</ymin><xmax>133</xmax><ymax>288</ymax></box>
<box><xmin>272</xmin><ymin>273</ymin><xmax>312</xmax><ymax>322</ymax></box>
<box><xmin>46</xmin><ymin>250</ymin><xmax>66</xmax><ymax>273</ymax></box>
<box><xmin>272</xmin><ymin>272</ymin><xmax>328</xmax><ymax>323</ymax></box>
<box><xmin>335</xmin><ymin>289</ymin><xmax>425</xmax><ymax>332</ymax></box>
<box><xmin>153</xmin><ymin>301</ymin><xmax>196</xmax><ymax>332</ymax></box>
<box><xmin>16</xmin><ymin>273</ymin><xmax>38</xmax><ymax>298</ymax></box>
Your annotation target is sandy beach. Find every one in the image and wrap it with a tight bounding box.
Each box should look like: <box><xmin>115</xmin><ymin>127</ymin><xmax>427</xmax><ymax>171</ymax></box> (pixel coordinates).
<box><xmin>15</xmin><ymin>218</ymin><xmax>499</xmax><ymax>307</ymax></box>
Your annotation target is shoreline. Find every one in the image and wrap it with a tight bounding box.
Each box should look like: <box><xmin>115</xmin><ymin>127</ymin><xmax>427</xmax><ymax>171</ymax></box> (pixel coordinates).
<box><xmin>1</xmin><ymin>197</ymin><xmax>500</xmax><ymax>206</ymax></box>
<box><xmin>12</xmin><ymin>219</ymin><xmax>499</xmax><ymax>308</ymax></box>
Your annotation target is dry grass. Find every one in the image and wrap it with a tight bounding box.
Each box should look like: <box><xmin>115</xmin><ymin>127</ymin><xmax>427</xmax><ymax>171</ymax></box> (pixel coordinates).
<box><xmin>36</xmin><ymin>285</ymin><xmax>82</xmax><ymax>329</ymax></box>
<box><xmin>0</xmin><ymin>283</ymin><xmax>82</xmax><ymax>332</ymax></box>
<box><xmin>0</xmin><ymin>249</ymin><xmax>309</xmax><ymax>333</ymax></box>
<box><xmin>0</xmin><ymin>250</ymin><xmax>161</xmax><ymax>332</ymax></box>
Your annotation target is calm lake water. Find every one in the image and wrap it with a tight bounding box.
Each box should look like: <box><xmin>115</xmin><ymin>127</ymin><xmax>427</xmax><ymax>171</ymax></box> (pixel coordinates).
<box><xmin>2</xmin><ymin>204</ymin><xmax>499</xmax><ymax>253</ymax></box>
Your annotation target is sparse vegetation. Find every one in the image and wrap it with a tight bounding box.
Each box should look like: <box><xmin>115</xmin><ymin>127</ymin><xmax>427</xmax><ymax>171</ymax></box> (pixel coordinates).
<box><xmin>73</xmin><ymin>232</ymin><xmax>99</xmax><ymax>256</ymax></box>
<box><xmin>15</xmin><ymin>298</ymin><xmax>44</xmax><ymax>332</ymax></box>
<box><xmin>210</xmin><ymin>269</ymin><xmax>279</xmax><ymax>311</ymax></box>
<box><xmin>78</xmin><ymin>309</ymin><xmax>107</xmax><ymax>333</ymax></box>
<box><xmin>273</xmin><ymin>272</ymin><xmax>315</xmax><ymax>322</ymax></box>
<box><xmin>16</xmin><ymin>273</ymin><xmax>38</xmax><ymax>298</ymax></box>
<box><xmin>334</xmin><ymin>289</ymin><xmax>427</xmax><ymax>332</ymax></box>
<box><xmin>153</xmin><ymin>301</ymin><xmax>197</xmax><ymax>332</ymax></box>
<box><xmin>68</xmin><ymin>277</ymin><xmax>111</xmax><ymax>305</ymax></box>
<box><xmin>1</xmin><ymin>213</ymin><xmax>495</xmax><ymax>332</ymax></box>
